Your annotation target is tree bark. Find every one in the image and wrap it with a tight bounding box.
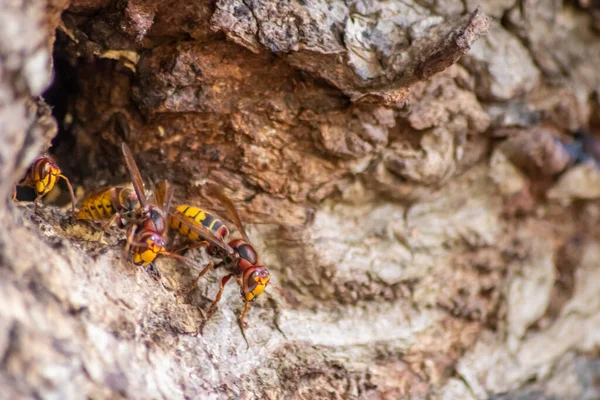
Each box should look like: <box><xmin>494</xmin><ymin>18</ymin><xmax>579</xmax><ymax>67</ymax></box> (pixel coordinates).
<box><xmin>2</xmin><ymin>0</ymin><xmax>600</xmax><ymax>399</ymax></box>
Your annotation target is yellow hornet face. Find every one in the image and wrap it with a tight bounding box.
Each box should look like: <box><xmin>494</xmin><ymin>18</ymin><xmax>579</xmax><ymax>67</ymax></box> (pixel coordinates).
<box><xmin>35</xmin><ymin>165</ymin><xmax>59</xmax><ymax>195</ymax></box>
<box><xmin>243</xmin><ymin>268</ymin><xmax>270</xmax><ymax>302</ymax></box>
<box><xmin>132</xmin><ymin>236</ymin><xmax>166</xmax><ymax>266</ymax></box>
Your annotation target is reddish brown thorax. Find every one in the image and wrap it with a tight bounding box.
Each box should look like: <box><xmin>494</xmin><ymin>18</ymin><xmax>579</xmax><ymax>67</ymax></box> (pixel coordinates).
<box><xmin>228</xmin><ymin>238</ymin><xmax>258</xmax><ymax>267</ymax></box>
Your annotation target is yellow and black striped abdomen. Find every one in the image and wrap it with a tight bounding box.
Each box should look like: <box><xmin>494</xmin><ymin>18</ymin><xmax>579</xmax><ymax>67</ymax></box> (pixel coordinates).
<box><xmin>170</xmin><ymin>205</ymin><xmax>225</xmax><ymax>242</ymax></box>
<box><xmin>77</xmin><ymin>189</ymin><xmax>115</xmax><ymax>221</ymax></box>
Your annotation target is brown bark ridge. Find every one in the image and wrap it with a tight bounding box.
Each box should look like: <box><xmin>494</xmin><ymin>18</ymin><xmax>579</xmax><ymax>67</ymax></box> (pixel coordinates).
<box><xmin>2</xmin><ymin>0</ymin><xmax>600</xmax><ymax>399</ymax></box>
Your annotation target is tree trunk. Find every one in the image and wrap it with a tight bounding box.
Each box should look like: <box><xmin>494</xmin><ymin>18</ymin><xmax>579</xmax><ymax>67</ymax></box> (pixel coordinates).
<box><xmin>2</xmin><ymin>0</ymin><xmax>600</xmax><ymax>399</ymax></box>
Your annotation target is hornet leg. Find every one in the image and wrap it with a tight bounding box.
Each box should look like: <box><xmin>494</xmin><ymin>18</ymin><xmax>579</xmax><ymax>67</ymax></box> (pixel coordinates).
<box><xmin>33</xmin><ymin>192</ymin><xmax>48</xmax><ymax>213</ymax></box>
<box><xmin>101</xmin><ymin>213</ymin><xmax>119</xmax><ymax>231</ymax></box>
<box><xmin>239</xmin><ymin>301</ymin><xmax>251</xmax><ymax>328</ymax></box>
<box><xmin>180</xmin><ymin>261</ymin><xmax>214</xmax><ymax>295</ymax></box>
<box><xmin>121</xmin><ymin>224</ymin><xmax>137</xmax><ymax>267</ymax></box>
<box><xmin>58</xmin><ymin>174</ymin><xmax>76</xmax><ymax>215</ymax></box>
<box><xmin>200</xmin><ymin>273</ymin><xmax>234</xmax><ymax>333</ymax></box>
<box><xmin>98</xmin><ymin>214</ymin><xmax>118</xmax><ymax>243</ymax></box>
<box><xmin>238</xmin><ymin>301</ymin><xmax>252</xmax><ymax>348</ymax></box>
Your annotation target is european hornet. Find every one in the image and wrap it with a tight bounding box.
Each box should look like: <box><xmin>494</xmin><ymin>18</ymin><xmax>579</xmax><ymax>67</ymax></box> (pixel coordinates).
<box><xmin>120</xmin><ymin>143</ymin><xmax>191</xmax><ymax>269</ymax></box>
<box><xmin>169</xmin><ymin>184</ymin><xmax>282</xmax><ymax>331</ymax></box>
<box><xmin>77</xmin><ymin>185</ymin><xmax>140</xmax><ymax>231</ymax></box>
<box><xmin>15</xmin><ymin>153</ymin><xmax>76</xmax><ymax>213</ymax></box>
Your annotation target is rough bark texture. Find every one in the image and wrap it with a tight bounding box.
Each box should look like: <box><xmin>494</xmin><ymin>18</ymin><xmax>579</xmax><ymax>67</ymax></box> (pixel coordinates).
<box><xmin>2</xmin><ymin>0</ymin><xmax>600</xmax><ymax>399</ymax></box>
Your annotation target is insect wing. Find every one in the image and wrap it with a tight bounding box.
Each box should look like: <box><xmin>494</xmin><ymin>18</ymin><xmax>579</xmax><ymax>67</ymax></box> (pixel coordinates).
<box><xmin>82</xmin><ymin>187</ymin><xmax>110</xmax><ymax>201</ymax></box>
<box><xmin>206</xmin><ymin>184</ymin><xmax>250</xmax><ymax>243</ymax></box>
<box><xmin>171</xmin><ymin>209</ymin><xmax>235</xmax><ymax>256</ymax></box>
<box><xmin>154</xmin><ymin>180</ymin><xmax>174</xmax><ymax>236</ymax></box>
<box><xmin>155</xmin><ymin>180</ymin><xmax>174</xmax><ymax>214</ymax></box>
<box><xmin>121</xmin><ymin>143</ymin><xmax>148</xmax><ymax>208</ymax></box>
